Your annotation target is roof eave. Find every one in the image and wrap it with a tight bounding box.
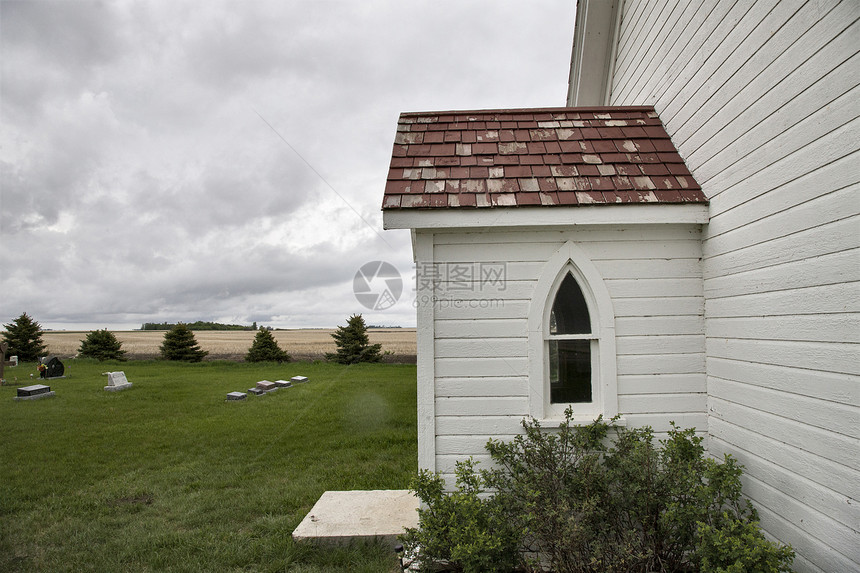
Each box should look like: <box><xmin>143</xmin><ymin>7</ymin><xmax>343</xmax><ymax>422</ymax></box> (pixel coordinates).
<box><xmin>383</xmin><ymin>203</ymin><xmax>709</xmax><ymax>230</ymax></box>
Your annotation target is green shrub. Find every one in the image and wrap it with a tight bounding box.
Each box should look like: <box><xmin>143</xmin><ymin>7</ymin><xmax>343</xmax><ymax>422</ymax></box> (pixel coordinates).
<box><xmin>244</xmin><ymin>328</ymin><xmax>291</xmax><ymax>362</ymax></box>
<box><xmin>405</xmin><ymin>408</ymin><xmax>794</xmax><ymax>573</ymax></box>
<box><xmin>78</xmin><ymin>329</ymin><xmax>127</xmax><ymax>361</ymax></box>
<box><xmin>401</xmin><ymin>459</ymin><xmax>521</xmax><ymax>573</ymax></box>
<box><xmin>159</xmin><ymin>323</ymin><xmax>208</xmax><ymax>362</ymax></box>
<box><xmin>698</xmin><ymin>515</ymin><xmax>795</xmax><ymax>573</ymax></box>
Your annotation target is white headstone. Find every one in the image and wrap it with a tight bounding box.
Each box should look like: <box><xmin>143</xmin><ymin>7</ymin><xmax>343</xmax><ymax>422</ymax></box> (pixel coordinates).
<box><xmin>104</xmin><ymin>371</ymin><xmax>133</xmax><ymax>392</ymax></box>
<box><xmin>291</xmin><ymin>376</ymin><xmax>308</xmax><ymax>384</ymax></box>
<box><xmin>9</xmin><ymin>356</ymin><xmax>17</xmax><ymax>367</ymax></box>
<box><xmin>274</xmin><ymin>379</ymin><xmax>292</xmax><ymax>388</ymax></box>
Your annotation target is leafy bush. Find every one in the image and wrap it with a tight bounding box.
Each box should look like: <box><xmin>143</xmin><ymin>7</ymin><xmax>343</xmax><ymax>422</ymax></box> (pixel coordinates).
<box><xmin>401</xmin><ymin>459</ymin><xmax>521</xmax><ymax>573</ymax></box>
<box><xmin>2</xmin><ymin>312</ymin><xmax>47</xmax><ymax>362</ymax></box>
<box><xmin>404</xmin><ymin>409</ymin><xmax>795</xmax><ymax>573</ymax></box>
<box><xmin>325</xmin><ymin>314</ymin><xmax>382</xmax><ymax>364</ymax></box>
<box><xmin>159</xmin><ymin>323</ymin><xmax>208</xmax><ymax>362</ymax></box>
<box><xmin>244</xmin><ymin>328</ymin><xmax>291</xmax><ymax>362</ymax></box>
<box><xmin>78</xmin><ymin>329</ymin><xmax>127</xmax><ymax>361</ymax></box>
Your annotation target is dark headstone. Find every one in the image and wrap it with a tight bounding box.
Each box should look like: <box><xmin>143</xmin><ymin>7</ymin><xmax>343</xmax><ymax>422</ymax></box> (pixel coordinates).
<box><xmin>226</xmin><ymin>391</ymin><xmax>247</xmax><ymax>401</ymax></box>
<box><xmin>41</xmin><ymin>356</ymin><xmax>64</xmax><ymax>378</ymax></box>
<box><xmin>248</xmin><ymin>387</ymin><xmax>265</xmax><ymax>396</ymax></box>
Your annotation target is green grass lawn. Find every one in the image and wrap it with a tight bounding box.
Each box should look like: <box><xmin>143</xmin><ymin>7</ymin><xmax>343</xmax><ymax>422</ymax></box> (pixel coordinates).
<box><xmin>0</xmin><ymin>359</ymin><xmax>417</xmax><ymax>572</ymax></box>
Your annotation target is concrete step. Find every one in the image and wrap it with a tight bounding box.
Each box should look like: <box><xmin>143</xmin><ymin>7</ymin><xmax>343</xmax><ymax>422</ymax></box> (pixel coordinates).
<box><xmin>292</xmin><ymin>490</ymin><xmax>419</xmax><ymax>546</ymax></box>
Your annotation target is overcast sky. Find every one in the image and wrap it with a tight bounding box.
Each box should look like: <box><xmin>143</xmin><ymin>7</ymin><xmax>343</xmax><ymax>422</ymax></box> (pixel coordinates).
<box><xmin>0</xmin><ymin>0</ymin><xmax>575</xmax><ymax>330</ymax></box>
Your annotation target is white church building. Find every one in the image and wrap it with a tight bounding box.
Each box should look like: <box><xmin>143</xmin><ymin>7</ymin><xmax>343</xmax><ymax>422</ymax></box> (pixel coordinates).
<box><xmin>382</xmin><ymin>1</ymin><xmax>859</xmax><ymax>571</ymax></box>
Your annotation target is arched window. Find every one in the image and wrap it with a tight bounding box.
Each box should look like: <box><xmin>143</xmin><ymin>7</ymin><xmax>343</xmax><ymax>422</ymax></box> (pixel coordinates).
<box><xmin>548</xmin><ymin>273</ymin><xmax>596</xmax><ymax>404</ymax></box>
<box><xmin>528</xmin><ymin>241</ymin><xmax>618</xmax><ymax>421</ymax></box>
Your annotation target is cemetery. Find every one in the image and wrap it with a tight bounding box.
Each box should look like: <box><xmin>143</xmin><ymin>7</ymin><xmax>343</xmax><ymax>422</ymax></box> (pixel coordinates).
<box><xmin>0</xmin><ymin>358</ymin><xmax>417</xmax><ymax>572</ymax></box>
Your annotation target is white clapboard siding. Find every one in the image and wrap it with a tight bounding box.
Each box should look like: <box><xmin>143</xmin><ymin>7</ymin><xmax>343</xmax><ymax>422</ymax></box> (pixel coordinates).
<box><xmin>435</xmin><ymin>396</ymin><xmax>528</xmax><ymax>418</ymax></box>
<box><xmin>707</xmin><ymin>357</ymin><xmax>858</xmax><ymax>405</ymax></box>
<box><xmin>703</xmin><ymin>253</ymin><xmax>859</xmax><ymax>300</ymax></box>
<box><xmin>617</xmin><ymin>393</ymin><xmax>706</xmax><ymax>414</ymax></box>
<box><xmin>703</xmin><ymin>185</ymin><xmax>858</xmax><ymax>257</ymax></box>
<box><xmin>616</xmin><ymin>334</ymin><xmax>705</xmax><ymax>355</ymax></box>
<box><xmin>708</xmin><ymin>395</ymin><xmax>858</xmax><ymax>471</ymax></box>
<box><xmin>706</xmin><ymin>281</ymin><xmax>860</xmax><ymax>318</ymax></box>
<box><xmin>705</xmin><ymin>151</ymin><xmax>858</xmax><ymax>239</ymax></box>
<box><xmin>709</xmin><ymin>376</ymin><xmax>860</xmax><ymax>438</ymax></box>
<box><xmin>608</xmin><ymin>1</ymin><xmax>860</xmax><ymax>568</ymax></box>
<box><xmin>617</xmin><ymin>373</ymin><xmax>707</xmax><ymax>395</ymax></box>
<box><xmin>704</xmin><ymin>216</ymin><xmax>858</xmax><ymax>277</ymax></box>
<box><xmin>679</xmin><ymin>1</ymin><xmax>853</xmax><ymax>156</ymax></box>
<box><xmin>436</xmin><ymin>377</ymin><xmax>528</xmax><ymax>398</ymax></box>
<box><xmin>429</xmin><ymin>224</ymin><xmax>705</xmax><ymax>479</ymax></box>
<box><xmin>434</xmin><ymin>319</ymin><xmax>526</xmax><ymax>339</ymax></box>
<box><xmin>707</xmin><ymin>314</ymin><xmax>860</xmax><ymax>344</ymax></box>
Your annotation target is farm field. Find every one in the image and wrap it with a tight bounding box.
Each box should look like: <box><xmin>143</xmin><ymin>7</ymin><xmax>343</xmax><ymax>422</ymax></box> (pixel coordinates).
<box><xmin>1</xmin><ymin>359</ymin><xmax>417</xmax><ymax>572</ymax></box>
<box><xmin>40</xmin><ymin>328</ymin><xmax>417</xmax><ymax>362</ymax></box>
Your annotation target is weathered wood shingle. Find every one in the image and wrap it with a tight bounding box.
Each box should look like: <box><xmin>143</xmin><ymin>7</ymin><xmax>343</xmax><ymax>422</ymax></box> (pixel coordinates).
<box><xmin>383</xmin><ymin>106</ymin><xmax>706</xmax><ymax>209</ymax></box>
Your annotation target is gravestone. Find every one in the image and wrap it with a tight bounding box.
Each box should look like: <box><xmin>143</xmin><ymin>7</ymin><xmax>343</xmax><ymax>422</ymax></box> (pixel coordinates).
<box><xmin>40</xmin><ymin>356</ymin><xmax>65</xmax><ymax>379</ymax></box>
<box><xmin>248</xmin><ymin>387</ymin><xmax>265</xmax><ymax>396</ymax></box>
<box><xmin>0</xmin><ymin>342</ymin><xmax>17</xmax><ymax>383</ymax></box>
<box><xmin>226</xmin><ymin>391</ymin><xmax>247</xmax><ymax>401</ymax></box>
<box><xmin>274</xmin><ymin>379</ymin><xmax>292</xmax><ymax>388</ymax></box>
<box><xmin>15</xmin><ymin>384</ymin><xmax>56</xmax><ymax>401</ymax></box>
<box><xmin>291</xmin><ymin>376</ymin><xmax>308</xmax><ymax>384</ymax></box>
<box><xmin>104</xmin><ymin>371</ymin><xmax>132</xmax><ymax>392</ymax></box>
<box><xmin>256</xmin><ymin>380</ymin><xmax>277</xmax><ymax>393</ymax></box>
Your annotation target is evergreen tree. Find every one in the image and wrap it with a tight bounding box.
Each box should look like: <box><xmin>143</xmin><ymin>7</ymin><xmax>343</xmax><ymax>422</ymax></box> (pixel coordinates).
<box><xmin>2</xmin><ymin>312</ymin><xmax>47</xmax><ymax>362</ymax></box>
<box><xmin>326</xmin><ymin>314</ymin><xmax>383</xmax><ymax>364</ymax></box>
<box><xmin>245</xmin><ymin>328</ymin><xmax>291</xmax><ymax>363</ymax></box>
<box><xmin>78</xmin><ymin>329</ymin><xmax>127</xmax><ymax>361</ymax></box>
<box><xmin>159</xmin><ymin>323</ymin><xmax>208</xmax><ymax>362</ymax></box>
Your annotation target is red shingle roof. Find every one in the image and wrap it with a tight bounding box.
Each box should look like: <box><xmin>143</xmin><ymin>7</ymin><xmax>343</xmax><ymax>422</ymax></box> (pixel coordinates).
<box><xmin>382</xmin><ymin>106</ymin><xmax>706</xmax><ymax>209</ymax></box>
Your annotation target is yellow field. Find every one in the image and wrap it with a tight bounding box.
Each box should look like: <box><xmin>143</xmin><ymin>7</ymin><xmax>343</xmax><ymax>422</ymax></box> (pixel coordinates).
<box><xmin>40</xmin><ymin>328</ymin><xmax>417</xmax><ymax>362</ymax></box>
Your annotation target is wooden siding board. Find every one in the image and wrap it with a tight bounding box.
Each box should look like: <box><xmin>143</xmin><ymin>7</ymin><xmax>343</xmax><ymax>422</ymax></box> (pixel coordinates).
<box><xmin>666</xmin><ymin>0</ymin><xmax>796</xmax><ymax>144</ymax></box>
<box><xmin>703</xmin><ymin>185</ymin><xmax>858</xmax><ymax>258</ymax></box>
<box><xmin>704</xmin><ymin>216</ymin><xmax>859</xmax><ymax>277</ymax></box>
<box><xmin>707</xmin><ymin>314</ymin><xmax>860</xmax><ymax>344</ymax></box>
<box><xmin>616</xmin><ymin>334</ymin><xmax>706</xmax><ymax>355</ymax></box>
<box><xmin>709</xmin><ymin>376</ymin><xmax>860</xmax><ymax>438</ymax></box>
<box><xmin>617</xmin><ymin>393</ymin><xmax>706</xmax><ymax>413</ymax></box>
<box><xmin>705</xmin><ymin>280</ymin><xmax>860</xmax><ymax>317</ymax></box>
<box><xmin>617</xmin><ymin>373</ymin><xmax>707</xmax><ymax>395</ymax></box>
<box><xmin>707</xmin><ymin>357</ymin><xmax>858</xmax><ymax>406</ymax></box>
<box><xmin>704</xmin><ymin>251</ymin><xmax>859</xmax><ymax>300</ymax></box>
<box><xmin>435</xmin><ymin>377</ymin><xmax>528</xmax><ymax>398</ymax></box>
<box><xmin>708</xmin><ymin>396</ymin><xmax>858</xmax><ymax>470</ymax></box>
<box><xmin>704</xmin><ymin>152</ymin><xmax>858</xmax><ymax>240</ymax></box>
<box><xmin>685</xmin><ymin>4</ymin><xmax>857</xmax><ymax>171</ymax></box>
<box><xmin>706</xmin><ymin>338</ymin><xmax>858</xmax><ymax>376</ymax></box>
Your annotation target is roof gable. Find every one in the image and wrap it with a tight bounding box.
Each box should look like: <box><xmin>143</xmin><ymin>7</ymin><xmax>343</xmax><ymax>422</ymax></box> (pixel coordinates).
<box><xmin>382</xmin><ymin>106</ymin><xmax>705</xmax><ymax>210</ymax></box>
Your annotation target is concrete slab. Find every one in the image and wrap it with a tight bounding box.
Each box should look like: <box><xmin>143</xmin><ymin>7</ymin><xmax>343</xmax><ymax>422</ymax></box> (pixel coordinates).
<box><xmin>292</xmin><ymin>490</ymin><xmax>418</xmax><ymax>546</ymax></box>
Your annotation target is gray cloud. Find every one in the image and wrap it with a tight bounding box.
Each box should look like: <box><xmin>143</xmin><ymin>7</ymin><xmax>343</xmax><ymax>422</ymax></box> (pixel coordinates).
<box><xmin>0</xmin><ymin>0</ymin><xmax>574</xmax><ymax>329</ymax></box>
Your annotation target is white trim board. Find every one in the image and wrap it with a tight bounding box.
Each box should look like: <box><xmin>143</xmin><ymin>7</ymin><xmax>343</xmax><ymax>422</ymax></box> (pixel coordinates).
<box><xmin>383</xmin><ymin>204</ymin><xmax>709</xmax><ymax>230</ymax></box>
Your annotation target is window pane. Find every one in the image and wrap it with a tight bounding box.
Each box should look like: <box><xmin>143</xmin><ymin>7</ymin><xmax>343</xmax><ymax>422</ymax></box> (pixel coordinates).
<box><xmin>549</xmin><ymin>339</ymin><xmax>592</xmax><ymax>403</ymax></box>
<box><xmin>550</xmin><ymin>273</ymin><xmax>590</xmax><ymax>334</ymax></box>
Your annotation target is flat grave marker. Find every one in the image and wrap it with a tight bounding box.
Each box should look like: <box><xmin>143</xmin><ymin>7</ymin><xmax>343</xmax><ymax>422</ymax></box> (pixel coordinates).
<box><xmin>226</xmin><ymin>391</ymin><xmax>247</xmax><ymax>401</ymax></box>
<box><xmin>291</xmin><ymin>376</ymin><xmax>308</xmax><ymax>384</ymax></box>
<box><xmin>274</xmin><ymin>379</ymin><xmax>292</xmax><ymax>388</ymax></box>
<box><xmin>256</xmin><ymin>380</ymin><xmax>277</xmax><ymax>392</ymax></box>
<box><xmin>15</xmin><ymin>384</ymin><xmax>56</xmax><ymax>401</ymax></box>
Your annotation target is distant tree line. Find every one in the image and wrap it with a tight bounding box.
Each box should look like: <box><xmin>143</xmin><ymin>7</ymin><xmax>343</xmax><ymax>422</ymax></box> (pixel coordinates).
<box><xmin>140</xmin><ymin>321</ymin><xmax>259</xmax><ymax>331</ymax></box>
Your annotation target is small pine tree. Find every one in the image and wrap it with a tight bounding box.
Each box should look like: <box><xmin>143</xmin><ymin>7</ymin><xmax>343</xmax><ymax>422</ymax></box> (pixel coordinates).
<box><xmin>2</xmin><ymin>312</ymin><xmax>47</xmax><ymax>362</ymax></box>
<box><xmin>78</xmin><ymin>329</ymin><xmax>127</xmax><ymax>361</ymax></box>
<box><xmin>159</xmin><ymin>323</ymin><xmax>208</xmax><ymax>362</ymax></box>
<box><xmin>245</xmin><ymin>328</ymin><xmax>291</xmax><ymax>363</ymax></box>
<box><xmin>326</xmin><ymin>314</ymin><xmax>383</xmax><ymax>364</ymax></box>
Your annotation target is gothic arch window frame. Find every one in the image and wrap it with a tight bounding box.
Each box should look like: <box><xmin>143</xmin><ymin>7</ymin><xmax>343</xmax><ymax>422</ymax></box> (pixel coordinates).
<box><xmin>528</xmin><ymin>241</ymin><xmax>618</xmax><ymax>421</ymax></box>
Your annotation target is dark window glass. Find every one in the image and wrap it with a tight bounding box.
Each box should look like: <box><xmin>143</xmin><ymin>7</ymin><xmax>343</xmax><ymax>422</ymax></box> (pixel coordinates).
<box><xmin>549</xmin><ymin>339</ymin><xmax>592</xmax><ymax>403</ymax></box>
<box><xmin>549</xmin><ymin>274</ymin><xmax>591</xmax><ymax>335</ymax></box>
